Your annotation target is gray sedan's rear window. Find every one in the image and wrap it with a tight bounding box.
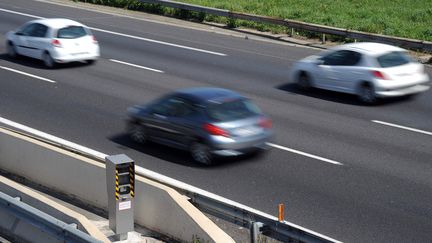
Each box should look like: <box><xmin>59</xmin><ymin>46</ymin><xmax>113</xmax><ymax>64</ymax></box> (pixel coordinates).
<box><xmin>377</xmin><ymin>51</ymin><xmax>412</xmax><ymax>68</ymax></box>
<box><xmin>57</xmin><ymin>26</ymin><xmax>88</xmax><ymax>39</ymax></box>
<box><xmin>207</xmin><ymin>99</ymin><xmax>261</xmax><ymax>121</ymax></box>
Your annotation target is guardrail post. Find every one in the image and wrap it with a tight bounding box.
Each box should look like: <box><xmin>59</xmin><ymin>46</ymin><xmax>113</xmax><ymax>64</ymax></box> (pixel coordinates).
<box><xmin>250</xmin><ymin>221</ymin><xmax>264</xmax><ymax>243</ymax></box>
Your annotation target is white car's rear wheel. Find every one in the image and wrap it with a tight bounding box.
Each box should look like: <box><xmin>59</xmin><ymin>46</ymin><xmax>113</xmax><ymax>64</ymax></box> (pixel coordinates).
<box><xmin>7</xmin><ymin>42</ymin><xmax>17</xmax><ymax>58</ymax></box>
<box><xmin>43</xmin><ymin>52</ymin><xmax>56</xmax><ymax>68</ymax></box>
<box><xmin>358</xmin><ymin>84</ymin><xmax>377</xmax><ymax>104</ymax></box>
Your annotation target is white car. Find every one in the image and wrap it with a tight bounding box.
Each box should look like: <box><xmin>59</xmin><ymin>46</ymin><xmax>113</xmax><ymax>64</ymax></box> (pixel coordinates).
<box><xmin>6</xmin><ymin>18</ymin><xmax>99</xmax><ymax>68</ymax></box>
<box><xmin>289</xmin><ymin>42</ymin><xmax>430</xmax><ymax>103</ymax></box>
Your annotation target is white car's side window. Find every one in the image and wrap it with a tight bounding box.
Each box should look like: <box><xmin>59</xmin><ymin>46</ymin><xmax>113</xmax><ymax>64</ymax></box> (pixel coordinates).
<box><xmin>322</xmin><ymin>50</ymin><xmax>362</xmax><ymax>66</ymax></box>
<box><xmin>19</xmin><ymin>23</ymin><xmax>37</xmax><ymax>36</ymax></box>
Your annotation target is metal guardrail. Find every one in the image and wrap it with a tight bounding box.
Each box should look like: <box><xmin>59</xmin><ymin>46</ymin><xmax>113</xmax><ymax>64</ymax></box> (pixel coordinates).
<box><xmin>135</xmin><ymin>0</ymin><xmax>432</xmax><ymax>52</ymax></box>
<box><xmin>0</xmin><ymin>117</ymin><xmax>341</xmax><ymax>243</ymax></box>
<box><xmin>0</xmin><ymin>191</ymin><xmax>101</xmax><ymax>243</ymax></box>
<box><xmin>134</xmin><ymin>166</ymin><xmax>341</xmax><ymax>243</ymax></box>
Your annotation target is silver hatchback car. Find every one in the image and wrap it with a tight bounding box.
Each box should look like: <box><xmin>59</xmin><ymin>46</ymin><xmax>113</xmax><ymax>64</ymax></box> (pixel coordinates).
<box><xmin>126</xmin><ymin>87</ymin><xmax>273</xmax><ymax>165</ymax></box>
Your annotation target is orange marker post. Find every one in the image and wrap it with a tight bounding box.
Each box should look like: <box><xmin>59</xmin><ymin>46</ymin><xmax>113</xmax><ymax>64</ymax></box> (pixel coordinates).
<box><xmin>278</xmin><ymin>203</ymin><xmax>284</xmax><ymax>222</ymax></box>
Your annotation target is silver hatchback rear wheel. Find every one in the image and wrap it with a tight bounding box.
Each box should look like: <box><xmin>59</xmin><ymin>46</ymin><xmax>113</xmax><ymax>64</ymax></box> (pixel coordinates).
<box><xmin>191</xmin><ymin>142</ymin><xmax>213</xmax><ymax>165</ymax></box>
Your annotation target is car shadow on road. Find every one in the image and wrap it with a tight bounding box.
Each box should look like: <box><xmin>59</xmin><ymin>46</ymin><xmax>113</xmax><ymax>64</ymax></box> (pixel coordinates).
<box><xmin>0</xmin><ymin>53</ymin><xmax>91</xmax><ymax>70</ymax></box>
<box><xmin>276</xmin><ymin>82</ymin><xmax>415</xmax><ymax>106</ymax></box>
<box><xmin>109</xmin><ymin>133</ymin><xmax>266</xmax><ymax>168</ymax></box>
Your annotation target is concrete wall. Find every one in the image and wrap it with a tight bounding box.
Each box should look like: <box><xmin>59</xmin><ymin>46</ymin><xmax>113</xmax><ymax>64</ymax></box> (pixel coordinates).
<box><xmin>0</xmin><ymin>175</ymin><xmax>109</xmax><ymax>243</ymax></box>
<box><xmin>0</xmin><ymin>128</ymin><xmax>234</xmax><ymax>243</ymax></box>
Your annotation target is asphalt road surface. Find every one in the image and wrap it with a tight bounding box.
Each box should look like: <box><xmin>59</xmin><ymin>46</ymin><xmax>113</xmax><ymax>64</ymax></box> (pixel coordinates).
<box><xmin>0</xmin><ymin>1</ymin><xmax>431</xmax><ymax>242</ymax></box>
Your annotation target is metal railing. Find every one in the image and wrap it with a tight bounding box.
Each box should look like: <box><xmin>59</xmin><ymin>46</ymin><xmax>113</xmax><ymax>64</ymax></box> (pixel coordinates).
<box><xmin>0</xmin><ymin>117</ymin><xmax>341</xmax><ymax>242</ymax></box>
<box><xmin>0</xmin><ymin>191</ymin><xmax>101</xmax><ymax>243</ymax></box>
<box><xmin>134</xmin><ymin>0</ymin><xmax>432</xmax><ymax>52</ymax></box>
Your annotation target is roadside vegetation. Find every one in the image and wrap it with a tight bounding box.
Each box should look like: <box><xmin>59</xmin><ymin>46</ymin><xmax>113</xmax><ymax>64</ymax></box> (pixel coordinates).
<box><xmin>76</xmin><ymin>0</ymin><xmax>432</xmax><ymax>42</ymax></box>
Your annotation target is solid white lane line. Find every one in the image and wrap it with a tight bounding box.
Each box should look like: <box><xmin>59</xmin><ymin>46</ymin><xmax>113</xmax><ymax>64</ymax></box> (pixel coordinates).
<box><xmin>266</xmin><ymin>142</ymin><xmax>343</xmax><ymax>165</ymax></box>
<box><xmin>0</xmin><ymin>8</ymin><xmax>227</xmax><ymax>56</ymax></box>
<box><xmin>372</xmin><ymin>120</ymin><xmax>432</xmax><ymax>136</ymax></box>
<box><xmin>109</xmin><ymin>59</ymin><xmax>164</xmax><ymax>73</ymax></box>
<box><xmin>91</xmin><ymin>27</ymin><xmax>227</xmax><ymax>56</ymax></box>
<box><xmin>0</xmin><ymin>66</ymin><xmax>56</xmax><ymax>83</ymax></box>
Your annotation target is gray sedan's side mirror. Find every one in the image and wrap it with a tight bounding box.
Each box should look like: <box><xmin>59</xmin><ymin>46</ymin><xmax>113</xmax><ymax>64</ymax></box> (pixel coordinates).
<box><xmin>15</xmin><ymin>32</ymin><xmax>24</xmax><ymax>36</ymax></box>
<box><xmin>316</xmin><ymin>59</ymin><xmax>324</xmax><ymax>65</ymax></box>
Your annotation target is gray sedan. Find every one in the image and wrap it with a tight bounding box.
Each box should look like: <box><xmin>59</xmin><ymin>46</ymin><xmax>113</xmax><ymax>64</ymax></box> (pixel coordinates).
<box><xmin>126</xmin><ymin>87</ymin><xmax>273</xmax><ymax>165</ymax></box>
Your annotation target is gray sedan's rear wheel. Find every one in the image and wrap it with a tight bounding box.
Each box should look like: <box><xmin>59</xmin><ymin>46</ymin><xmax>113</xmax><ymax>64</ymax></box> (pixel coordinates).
<box><xmin>358</xmin><ymin>84</ymin><xmax>377</xmax><ymax>104</ymax></box>
<box><xmin>129</xmin><ymin>123</ymin><xmax>148</xmax><ymax>144</ymax></box>
<box><xmin>297</xmin><ymin>72</ymin><xmax>312</xmax><ymax>90</ymax></box>
<box><xmin>7</xmin><ymin>42</ymin><xmax>17</xmax><ymax>58</ymax></box>
<box><xmin>191</xmin><ymin>142</ymin><xmax>213</xmax><ymax>165</ymax></box>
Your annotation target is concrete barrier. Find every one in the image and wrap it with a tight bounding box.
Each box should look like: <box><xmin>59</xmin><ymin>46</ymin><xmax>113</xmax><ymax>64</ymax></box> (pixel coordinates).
<box><xmin>0</xmin><ymin>127</ymin><xmax>234</xmax><ymax>243</ymax></box>
<box><xmin>0</xmin><ymin>175</ymin><xmax>108</xmax><ymax>243</ymax></box>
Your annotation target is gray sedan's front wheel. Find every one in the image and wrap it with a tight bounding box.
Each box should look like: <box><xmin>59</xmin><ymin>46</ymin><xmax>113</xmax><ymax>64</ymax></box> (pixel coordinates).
<box><xmin>129</xmin><ymin>123</ymin><xmax>148</xmax><ymax>144</ymax></box>
<box><xmin>191</xmin><ymin>142</ymin><xmax>213</xmax><ymax>165</ymax></box>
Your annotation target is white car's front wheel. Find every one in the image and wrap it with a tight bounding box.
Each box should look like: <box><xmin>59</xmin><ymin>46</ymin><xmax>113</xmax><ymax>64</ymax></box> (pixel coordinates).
<box><xmin>43</xmin><ymin>52</ymin><xmax>56</xmax><ymax>68</ymax></box>
<box><xmin>7</xmin><ymin>42</ymin><xmax>17</xmax><ymax>58</ymax></box>
<box><xmin>297</xmin><ymin>72</ymin><xmax>312</xmax><ymax>90</ymax></box>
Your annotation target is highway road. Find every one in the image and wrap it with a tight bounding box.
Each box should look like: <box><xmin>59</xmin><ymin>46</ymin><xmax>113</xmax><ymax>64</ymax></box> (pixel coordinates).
<box><xmin>1</xmin><ymin>1</ymin><xmax>431</xmax><ymax>242</ymax></box>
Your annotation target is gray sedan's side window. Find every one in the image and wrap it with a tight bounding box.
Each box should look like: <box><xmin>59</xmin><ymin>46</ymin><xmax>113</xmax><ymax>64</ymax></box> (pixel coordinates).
<box><xmin>151</xmin><ymin>97</ymin><xmax>194</xmax><ymax>117</ymax></box>
<box><xmin>170</xmin><ymin>99</ymin><xmax>195</xmax><ymax>117</ymax></box>
<box><xmin>151</xmin><ymin>98</ymin><xmax>174</xmax><ymax>116</ymax></box>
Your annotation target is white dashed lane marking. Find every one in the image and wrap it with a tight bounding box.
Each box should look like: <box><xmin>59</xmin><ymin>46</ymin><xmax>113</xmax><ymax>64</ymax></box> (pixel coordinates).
<box><xmin>0</xmin><ymin>66</ymin><xmax>56</xmax><ymax>83</ymax></box>
<box><xmin>372</xmin><ymin>120</ymin><xmax>432</xmax><ymax>136</ymax></box>
<box><xmin>266</xmin><ymin>142</ymin><xmax>343</xmax><ymax>165</ymax></box>
<box><xmin>109</xmin><ymin>59</ymin><xmax>164</xmax><ymax>73</ymax></box>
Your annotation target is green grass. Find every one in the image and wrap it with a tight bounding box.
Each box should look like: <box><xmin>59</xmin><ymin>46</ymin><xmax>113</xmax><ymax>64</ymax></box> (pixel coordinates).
<box><xmin>76</xmin><ymin>0</ymin><xmax>432</xmax><ymax>42</ymax></box>
<box><xmin>176</xmin><ymin>0</ymin><xmax>432</xmax><ymax>41</ymax></box>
